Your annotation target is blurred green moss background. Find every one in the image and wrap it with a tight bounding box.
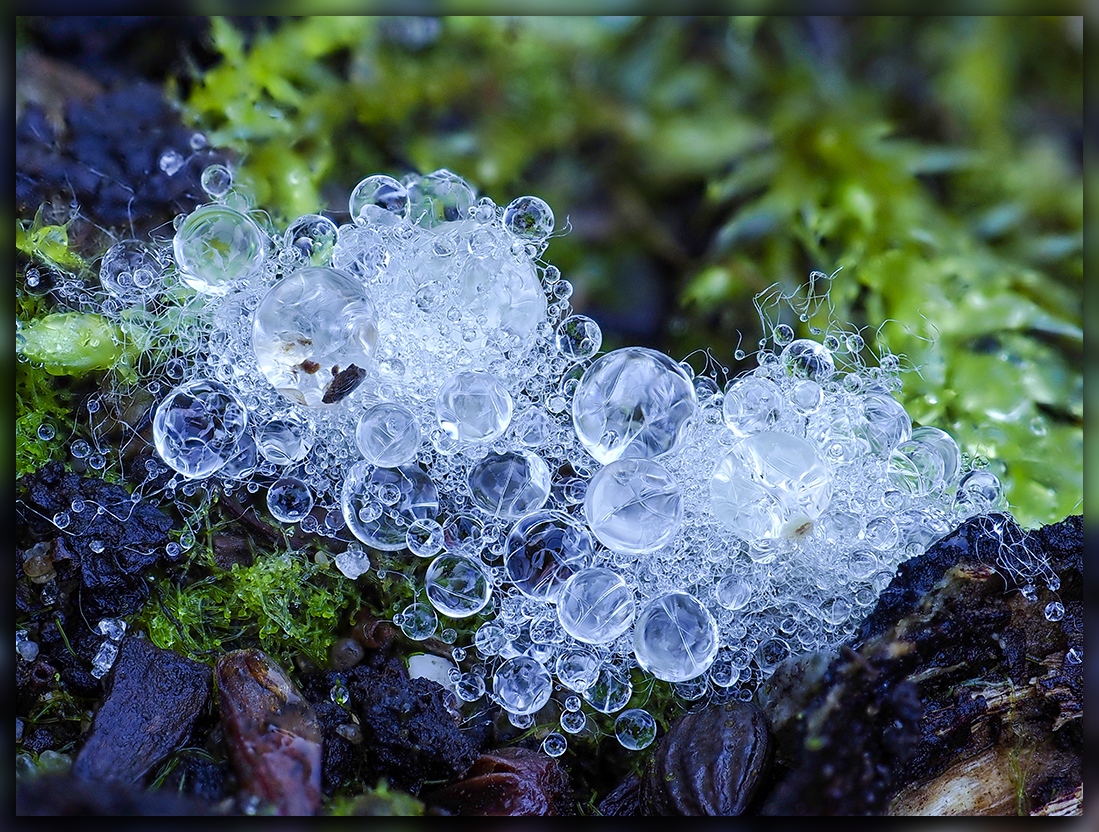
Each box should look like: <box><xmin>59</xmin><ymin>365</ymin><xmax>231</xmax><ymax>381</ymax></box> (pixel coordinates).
<box><xmin>179</xmin><ymin>15</ymin><xmax>1082</xmax><ymax>529</ymax></box>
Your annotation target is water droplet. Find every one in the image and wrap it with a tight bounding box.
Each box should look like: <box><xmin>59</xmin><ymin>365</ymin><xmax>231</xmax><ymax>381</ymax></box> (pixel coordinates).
<box><xmin>174</xmin><ymin>205</ymin><xmax>265</xmax><ymax>295</ymax></box>
<box><xmin>541</xmin><ymin>732</ymin><xmax>567</xmax><ymax>757</ymax></box>
<box><xmin>159</xmin><ymin>149</ymin><xmax>185</xmax><ymax>176</ymax></box>
<box><xmin>200</xmin><ymin>164</ymin><xmax>233</xmax><ymax>198</ymax></box>
<box><xmin>615</xmin><ymin>708</ymin><xmax>656</xmax><ymax>750</ymax></box>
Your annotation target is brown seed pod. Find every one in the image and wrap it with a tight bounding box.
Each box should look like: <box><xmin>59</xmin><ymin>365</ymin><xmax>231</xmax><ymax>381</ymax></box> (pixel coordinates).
<box><xmin>640</xmin><ymin>699</ymin><xmax>773</xmax><ymax>815</ymax></box>
<box><xmin>425</xmin><ymin>747</ymin><xmax>572</xmax><ymax>816</ymax></box>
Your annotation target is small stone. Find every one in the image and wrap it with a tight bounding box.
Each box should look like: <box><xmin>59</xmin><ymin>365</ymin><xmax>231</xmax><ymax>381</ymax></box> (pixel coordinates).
<box><xmin>216</xmin><ymin>649</ymin><xmax>324</xmax><ymax>816</ymax></box>
<box><xmin>72</xmin><ymin>634</ymin><xmax>211</xmax><ymax>784</ymax></box>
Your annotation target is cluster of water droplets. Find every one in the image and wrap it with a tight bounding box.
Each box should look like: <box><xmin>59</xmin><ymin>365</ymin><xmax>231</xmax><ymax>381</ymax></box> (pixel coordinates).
<box><xmin>38</xmin><ymin>165</ymin><xmax>1058</xmax><ymax>753</ymax></box>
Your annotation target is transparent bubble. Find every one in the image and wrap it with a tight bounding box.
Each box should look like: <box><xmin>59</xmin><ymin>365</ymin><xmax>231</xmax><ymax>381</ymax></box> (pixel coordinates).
<box><xmin>790</xmin><ymin>379</ymin><xmax>823</xmax><ymax>414</ymax></box>
<box><xmin>284</xmin><ymin>214</ymin><xmax>338</xmax><ymax>266</ymax></box>
<box><xmin>556</xmin><ymin>315</ymin><xmax>602</xmax><ymax>361</ymax></box>
<box><xmin>555</xmin><ymin>647</ymin><xmax>602</xmax><ymax>692</ymax></box>
<box><xmin>709</xmin><ymin>657</ymin><xmax>740</xmax><ymax>688</ymax></box>
<box><xmin>715</xmin><ymin>574</ymin><xmax>752</xmax><ymax>611</ymax></box>
<box><xmin>504</xmin><ymin>510</ymin><xmax>595</xmax><ymax>601</ymax></box>
<box><xmin>503</xmin><ymin>195</ymin><xmax>554</xmax><ymax>241</ymax></box>
<box><xmin>556</xmin><ymin>567</ymin><xmax>635</xmax><ymax>644</ymax></box>
<box><xmin>711</xmin><ymin>431</ymin><xmax>833</xmax><ymax>541</ymax></box>
<box><xmin>408</xmin><ymin>169</ymin><xmax>476</xmax><ymax>227</ymax></box>
<box><xmin>406</xmin><ymin>517</ymin><xmax>445</xmax><ymax>557</ymax></box>
<box><xmin>493</xmin><ymin>656</ymin><xmax>552</xmax><ymax>716</ymax></box>
<box><xmin>449</xmin><ymin>222</ymin><xmax>547</xmax><ymax>349</ymax></box>
<box><xmin>219</xmin><ymin>432</ymin><xmax>258</xmax><ymax>480</ymax></box>
<box><xmin>356</xmin><ymin>403</ymin><xmax>422</xmax><ymax>466</ymax></box>
<box><xmin>560</xmin><ymin>709</ymin><xmax>588</xmax><ymax>734</ymax></box>
<box><xmin>200</xmin><ymin>164</ymin><xmax>233</xmax><ymax>198</ymax></box>
<box><xmin>436</xmin><ymin>371</ymin><xmax>514</xmax><ymax>443</ymax></box>
<box><xmin>723</xmin><ymin>376</ymin><xmax>784</xmax><ymax>437</ymax></box>
<box><xmin>349</xmin><ymin>174</ymin><xmax>410</xmax><ymax>223</ymax></box>
<box><xmin>511</xmin><ymin>407</ymin><xmax>554</xmax><ymax>448</ymax></box>
<box><xmin>425</xmin><ymin>553</ymin><xmax>492</xmax><ymax>618</ymax></box>
<box><xmin>443</xmin><ymin>513</ymin><xmax>485</xmax><ymax>556</ymax></box>
<box><xmin>266</xmin><ymin>477</ymin><xmax>314</xmax><ymax>523</ymax></box>
<box><xmin>252</xmin><ymin>267</ymin><xmax>378</xmax><ymax>407</ymax></box>
<box><xmin>1044</xmin><ymin>601</ymin><xmax>1065</xmax><ymax>622</ymax></box>
<box><xmin>467</xmin><ymin>450</ymin><xmax>551</xmax><ymax>520</ymax></box>
<box><xmin>541</xmin><ymin>732</ymin><xmax>567</xmax><ymax>757</ymax></box>
<box><xmin>889</xmin><ymin>426</ymin><xmax>962</xmax><ymax>495</ymax></box>
<box><xmin>633</xmin><ymin>591</ymin><xmax>719</xmax><ymax>682</ymax></box>
<box><xmin>573</xmin><ymin>347</ymin><xmax>698</xmax><ymax>465</ymax></box>
<box><xmin>757</xmin><ymin>636</ymin><xmax>791</xmax><ymax>672</ymax></box>
<box><xmin>454</xmin><ymin>672</ymin><xmax>486</xmax><ymax>702</ymax></box>
<box><xmin>780</xmin><ymin>338</ymin><xmax>835</xmax><ymax>382</ymax></box>
<box><xmin>399</xmin><ymin>602</ymin><xmax>437</xmax><ymax>640</ymax></box>
<box><xmin>615</xmin><ymin>708</ymin><xmax>657</xmax><ymax>751</ymax></box>
<box><xmin>583</xmin><ymin>664</ymin><xmax>633</xmax><ymax>714</ymax></box>
<box><xmin>772</xmin><ymin>323</ymin><xmax>795</xmax><ymax>346</ymax></box>
<box><xmin>954</xmin><ymin>468</ymin><xmax>1005</xmax><ymax>515</ymax></box>
<box><xmin>256</xmin><ymin>411</ymin><xmax>314</xmax><ymax>466</ymax></box>
<box><xmin>474</xmin><ymin>622</ymin><xmax>507</xmax><ymax>656</ymax></box>
<box><xmin>174</xmin><ymin>205</ymin><xmax>266</xmax><ymax>295</ymax></box>
<box><xmin>99</xmin><ymin>239</ymin><xmax>162</xmax><ymax>299</ymax></box>
<box><xmin>585</xmin><ymin>458</ymin><xmax>683</xmax><ymax>554</ymax></box>
<box><xmin>857</xmin><ymin>389</ymin><xmax>912</xmax><ymax>455</ymax></box>
<box><xmin>342</xmin><ymin>461</ymin><xmax>439</xmax><ymax>551</ymax></box>
<box><xmin>37</xmin><ymin>424</ymin><xmax>56</xmax><ymax>441</ymax></box>
<box><xmin>863</xmin><ymin>516</ymin><xmax>900</xmax><ymax>551</ymax></box>
<box><xmin>153</xmin><ymin>379</ymin><xmax>248</xmax><ymax>479</ymax></box>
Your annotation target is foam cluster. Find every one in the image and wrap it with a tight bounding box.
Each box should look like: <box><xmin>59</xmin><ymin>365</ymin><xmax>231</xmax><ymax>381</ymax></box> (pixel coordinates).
<box><xmin>42</xmin><ymin>167</ymin><xmax>1026</xmax><ymax>752</ymax></box>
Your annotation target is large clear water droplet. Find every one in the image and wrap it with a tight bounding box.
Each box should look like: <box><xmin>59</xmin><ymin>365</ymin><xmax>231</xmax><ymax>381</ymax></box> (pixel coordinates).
<box><xmin>174</xmin><ymin>205</ymin><xmax>266</xmax><ymax>295</ymax></box>
<box><xmin>585</xmin><ymin>457</ymin><xmax>683</xmax><ymax>554</ymax></box>
<box><xmin>556</xmin><ymin>567</ymin><xmax>635</xmax><ymax>644</ymax></box>
<box><xmin>573</xmin><ymin>347</ymin><xmax>697</xmax><ymax>464</ymax></box>
<box><xmin>153</xmin><ymin>379</ymin><xmax>248</xmax><ymax>478</ymax></box>
<box><xmin>342</xmin><ymin>461</ymin><xmax>439</xmax><ymax>551</ymax></box>
<box><xmin>436</xmin><ymin>371</ymin><xmax>513</xmax><ymax>443</ymax></box>
<box><xmin>425</xmin><ymin>553</ymin><xmax>493</xmax><ymax>618</ymax></box>
<box><xmin>633</xmin><ymin>591</ymin><xmax>719</xmax><ymax>682</ymax></box>
<box><xmin>504</xmin><ymin>510</ymin><xmax>594</xmax><ymax>601</ymax></box>
<box><xmin>252</xmin><ymin>266</ymin><xmax>378</xmax><ymax>408</ymax></box>
<box><xmin>467</xmin><ymin>450</ymin><xmax>551</xmax><ymax>520</ymax></box>
<box><xmin>493</xmin><ymin>656</ymin><xmax>552</xmax><ymax>716</ymax></box>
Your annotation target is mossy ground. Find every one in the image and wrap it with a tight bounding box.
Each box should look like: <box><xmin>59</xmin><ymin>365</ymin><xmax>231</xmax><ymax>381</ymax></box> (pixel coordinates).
<box><xmin>14</xmin><ymin>15</ymin><xmax>1084</xmax><ymax>814</ymax></box>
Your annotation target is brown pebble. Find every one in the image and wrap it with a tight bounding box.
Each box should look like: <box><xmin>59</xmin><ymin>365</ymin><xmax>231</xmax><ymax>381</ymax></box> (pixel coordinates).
<box><xmin>329</xmin><ymin>637</ymin><xmax>364</xmax><ymax>670</ymax></box>
<box><xmin>215</xmin><ymin>648</ymin><xmax>323</xmax><ymax>816</ymax></box>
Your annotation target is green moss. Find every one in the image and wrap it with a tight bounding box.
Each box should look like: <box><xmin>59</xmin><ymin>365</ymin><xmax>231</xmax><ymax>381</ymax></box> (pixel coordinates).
<box><xmin>325</xmin><ymin>779</ymin><xmax>425</xmax><ymax>816</ymax></box>
<box><xmin>18</xmin><ymin>312</ymin><xmax>126</xmax><ymax>376</ymax></box>
<box><xmin>16</xmin><ymin>209</ymin><xmax>86</xmax><ymax>272</ymax></box>
<box><xmin>139</xmin><ymin>544</ymin><xmax>360</xmax><ymax>671</ymax></box>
